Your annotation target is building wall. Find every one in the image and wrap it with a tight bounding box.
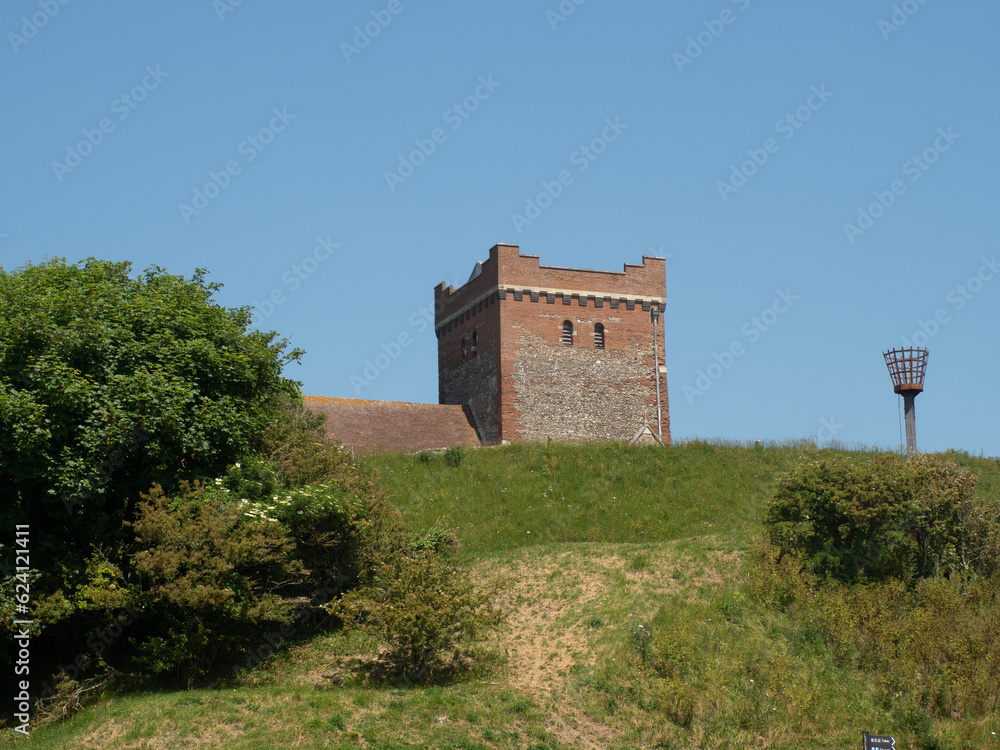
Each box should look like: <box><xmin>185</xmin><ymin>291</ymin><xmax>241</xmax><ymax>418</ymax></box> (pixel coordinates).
<box><xmin>436</xmin><ymin>244</ymin><xmax>670</xmax><ymax>445</ymax></box>
<box><xmin>435</xmin><ymin>258</ymin><xmax>504</xmax><ymax>444</ymax></box>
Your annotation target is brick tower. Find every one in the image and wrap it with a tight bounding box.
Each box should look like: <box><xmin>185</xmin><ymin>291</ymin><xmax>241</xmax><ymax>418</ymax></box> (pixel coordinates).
<box><xmin>434</xmin><ymin>244</ymin><xmax>669</xmax><ymax>444</ymax></box>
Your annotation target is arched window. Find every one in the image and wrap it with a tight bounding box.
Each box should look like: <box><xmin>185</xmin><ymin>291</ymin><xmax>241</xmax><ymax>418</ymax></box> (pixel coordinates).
<box><xmin>461</xmin><ymin>337</ymin><xmax>466</xmax><ymax>362</ymax></box>
<box><xmin>562</xmin><ymin>320</ymin><xmax>573</xmax><ymax>346</ymax></box>
<box><xmin>594</xmin><ymin>323</ymin><xmax>605</xmax><ymax>349</ymax></box>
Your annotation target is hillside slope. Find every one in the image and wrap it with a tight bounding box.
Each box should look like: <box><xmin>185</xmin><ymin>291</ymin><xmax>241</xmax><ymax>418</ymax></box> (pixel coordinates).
<box><xmin>8</xmin><ymin>442</ymin><xmax>1000</xmax><ymax>749</ymax></box>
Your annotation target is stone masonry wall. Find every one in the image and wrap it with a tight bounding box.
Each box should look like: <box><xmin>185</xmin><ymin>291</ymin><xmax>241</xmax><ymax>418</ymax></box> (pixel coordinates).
<box><xmin>501</xmin><ymin>296</ymin><xmax>669</xmax><ymax>443</ymax></box>
<box><xmin>437</xmin><ymin>296</ymin><xmax>502</xmax><ymax>443</ymax></box>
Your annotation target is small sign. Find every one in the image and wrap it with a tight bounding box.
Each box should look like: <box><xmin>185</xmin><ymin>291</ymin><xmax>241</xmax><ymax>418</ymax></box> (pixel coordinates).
<box><xmin>863</xmin><ymin>731</ymin><xmax>895</xmax><ymax>750</ymax></box>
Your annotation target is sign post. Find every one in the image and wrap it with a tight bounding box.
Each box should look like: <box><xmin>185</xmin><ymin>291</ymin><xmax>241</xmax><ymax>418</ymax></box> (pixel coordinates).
<box><xmin>863</xmin><ymin>731</ymin><xmax>896</xmax><ymax>750</ymax></box>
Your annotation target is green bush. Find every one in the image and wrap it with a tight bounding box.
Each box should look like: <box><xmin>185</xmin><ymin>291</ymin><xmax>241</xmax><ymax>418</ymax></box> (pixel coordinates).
<box><xmin>789</xmin><ymin>573</ymin><xmax>1000</xmax><ymax>719</ymax></box>
<box><xmin>752</xmin><ymin>452</ymin><xmax>1000</xmax><ymax>721</ymax></box>
<box><xmin>222</xmin><ymin>455</ymin><xmax>280</xmax><ymax>503</ymax></box>
<box><xmin>328</xmin><ymin>549</ymin><xmax>505</xmax><ymax>680</ymax></box>
<box><xmin>130</xmin><ymin>482</ymin><xmax>303</xmax><ymax>682</ymax></box>
<box><xmin>261</xmin><ymin>397</ymin><xmax>373</xmax><ymax>494</ymax></box>
<box><xmin>409</xmin><ymin>522</ymin><xmax>459</xmax><ymax>556</ymax></box>
<box><xmin>248</xmin><ymin>481</ymin><xmax>408</xmax><ymax>595</ymax></box>
<box><xmin>765</xmin><ymin>454</ymin><xmax>996</xmax><ymax>584</ymax></box>
<box><xmin>443</xmin><ymin>445</ymin><xmax>465</xmax><ymax>467</ymax></box>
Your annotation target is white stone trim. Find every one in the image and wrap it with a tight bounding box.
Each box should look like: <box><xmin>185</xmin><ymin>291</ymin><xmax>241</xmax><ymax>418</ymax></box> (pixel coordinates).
<box><xmin>437</xmin><ymin>284</ymin><xmax>667</xmax><ymax>330</ymax></box>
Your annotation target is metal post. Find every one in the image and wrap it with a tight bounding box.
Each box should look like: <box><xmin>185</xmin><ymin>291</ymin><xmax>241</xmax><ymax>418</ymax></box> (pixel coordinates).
<box><xmin>651</xmin><ymin>307</ymin><xmax>662</xmax><ymax>440</ymax></box>
<box><xmin>903</xmin><ymin>393</ymin><xmax>917</xmax><ymax>457</ymax></box>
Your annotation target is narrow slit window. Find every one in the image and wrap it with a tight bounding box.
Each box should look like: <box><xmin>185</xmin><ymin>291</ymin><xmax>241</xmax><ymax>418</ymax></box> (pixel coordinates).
<box><xmin>562</xmin><ymin>320</ymin><xmax>573</xmax><ymax>346</ymax></box>
<box><xmin>461</xmin><ymin>337</ymin><xmax>466</xmax><ymax>362</ymax></box>
<box><xmin>471</xmin><ymin>330</ymin><xmax>478</xmax><ymax>357</ymax></box>
<box><xmin>594</xmin><ymin>323</ymin><xmax>605</xmax><ymax>349</ymax></box>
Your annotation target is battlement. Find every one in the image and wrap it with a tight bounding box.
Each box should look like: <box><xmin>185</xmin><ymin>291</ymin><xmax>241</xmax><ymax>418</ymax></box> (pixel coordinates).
<box><xmin>435</xmin><ymin>244</ymin><xmax>666</xmax><ymax>331</ymax></box>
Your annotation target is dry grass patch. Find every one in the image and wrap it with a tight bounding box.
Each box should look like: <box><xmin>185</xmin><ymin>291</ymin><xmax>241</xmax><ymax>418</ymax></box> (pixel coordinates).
<box><xmin>474</xmin><ymin>541</ymin><xmax>742</xmax><ymax>749</ymax></box>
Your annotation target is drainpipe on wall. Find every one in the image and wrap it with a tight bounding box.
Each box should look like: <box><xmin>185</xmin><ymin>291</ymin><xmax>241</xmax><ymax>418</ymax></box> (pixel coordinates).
<box><xmin>651</xmin><ymin>306</ymin><xmax>662</xmax><ymax>440</ymax></box>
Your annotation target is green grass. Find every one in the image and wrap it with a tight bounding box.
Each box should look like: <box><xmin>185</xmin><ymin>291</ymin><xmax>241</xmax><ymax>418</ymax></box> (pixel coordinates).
<box><xmin>364</xmin><ymin>440</ymin><xmax>1000</xmax><ymax>556</ymax></box>
<box><xmin>7</xmin><ymin>441</ymin><xmax>1000</xmax><ymax>748</ymax></box>
<box><xmin>364</xmin><ymin>440</ymin><xmax>814</xmax><ymax>554</ymax></box>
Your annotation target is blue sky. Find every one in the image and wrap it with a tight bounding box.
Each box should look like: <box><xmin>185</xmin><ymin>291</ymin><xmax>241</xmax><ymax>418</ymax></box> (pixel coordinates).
<box><xmin>2</xmin><ymin>1</ymin><xmax>998</xmax><ymax>456</ymax></box>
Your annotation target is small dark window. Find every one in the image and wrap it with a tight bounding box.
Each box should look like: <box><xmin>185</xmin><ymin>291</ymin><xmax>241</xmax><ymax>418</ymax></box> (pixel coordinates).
<box><xmin>471</xmin><ymin>330</ymin><xmax>478</xmax><ymax>357</ymax></box>
<box><xmin>562</xmin><ymin>320</ymin><xmax>573</xmax><ymax>346</ymax></box>
<box><xmin>594</xmin><ymin>323</ymin><xmax>605</xmax><ymax>349</ymax></box>
<box><xmin>461</xmin><ymin>337</ymin><xmax>466</xmax><ymax>362</ymax></box>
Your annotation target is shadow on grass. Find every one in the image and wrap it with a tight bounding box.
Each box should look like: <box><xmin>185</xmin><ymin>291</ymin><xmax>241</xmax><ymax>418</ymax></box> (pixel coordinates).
<box><xmin>320</xmin><ymin>646</ymin><xmax>507</xmax><ymax>690</ymax></box>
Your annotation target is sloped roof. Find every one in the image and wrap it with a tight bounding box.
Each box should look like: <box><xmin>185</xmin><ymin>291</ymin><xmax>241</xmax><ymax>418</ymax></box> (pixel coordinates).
<box><xmin>302</xmin><ymin>396</ymin><xmax>481</xmax><ymax>455</ymax></box>
<box><xmin>629</xmin><ymin>424</ymin><xmax>664</xmax><ymax>446</ymax></box>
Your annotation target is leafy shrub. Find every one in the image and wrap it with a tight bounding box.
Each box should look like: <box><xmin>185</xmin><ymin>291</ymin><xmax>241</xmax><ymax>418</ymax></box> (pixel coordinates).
<box><xmin>222</xmin><ymin>455</ymin><xmax>280</xmax><ymax>502</ymax></box>
<box><xmin>765</xmin><ymin>454</ymin><xmax>996</xmax><ymax>584</ymax></box>
<box><xmin>907</xmin><ymin>456</ymin><xmax>1000</xmax><ymax>579</ymax></box>
<box><xmin>765</xmin><ymin>454</ymin><xmax>914</xmax><ymax>583</ymax></box>
<box><xmin>251</xmin><ymin>481</ymin><xmax>408</xmax><ymax>595</ymax></box>
<box><xmin>443</xmin><ymin>445</ymin><xmax>465</xmax><ymax>467</ymax></box>
<box><xmin>328</xmin><ymin>549</ymin><xmax>505</xmax><ymax>680</ymax></box>
<box><xmin>261</xmin><ymin>397</ymin><xmax>373</xmax><ymax>494</ymax></box>
<box><xmin>790</xmin><ymin>573</ymin><xmax>1000</xmax><ymax>718</ymax></box>
<box><xmin>130</xmin><ymin>482</ymin><xmax>304</xmax><ymax>682</ymax></box>
<box><xmin>753</xmin><ymin>452</ymin><xmax>1000</xmax><ymax>720</ymax></box>
<box><xmin>410</xmin><ymin>522</ymin><xmax>459</xmax><ymax>556</ymax></box>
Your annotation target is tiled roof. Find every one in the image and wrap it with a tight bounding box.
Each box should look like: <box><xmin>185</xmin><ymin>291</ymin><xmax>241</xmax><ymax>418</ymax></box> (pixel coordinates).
<box><xmin>302</xmin><ymin>396</ymin><xmax>482</xmax><ymax>455</ymax></box>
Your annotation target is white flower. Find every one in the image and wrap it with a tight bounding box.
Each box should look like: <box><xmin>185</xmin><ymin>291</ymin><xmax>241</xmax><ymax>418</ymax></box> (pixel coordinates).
<box><xmin>235</xmin><ymin>463</ymin><xmax>241</xmax><ymax>469</ymax></box>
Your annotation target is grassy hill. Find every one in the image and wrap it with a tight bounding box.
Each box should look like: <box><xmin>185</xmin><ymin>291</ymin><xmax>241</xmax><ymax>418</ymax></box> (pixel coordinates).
<box><xmin>7</xmin><ymin>441</ymin><xmax>1000</xmax><ymax>749</ymax></box>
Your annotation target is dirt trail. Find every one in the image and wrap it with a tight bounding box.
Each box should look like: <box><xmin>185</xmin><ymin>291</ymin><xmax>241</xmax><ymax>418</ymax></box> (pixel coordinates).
<box><xmin>482</xmin><ymin>545</ymin><xmax>740</xmax><ymax>749</ymax></box>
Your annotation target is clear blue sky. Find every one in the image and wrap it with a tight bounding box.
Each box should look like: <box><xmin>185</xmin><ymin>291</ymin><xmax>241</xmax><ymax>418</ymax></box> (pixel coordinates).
<box><xmin>2</xmin><ymin>1</ymin><xmax>997</xmax><ymax>456</ymax></box>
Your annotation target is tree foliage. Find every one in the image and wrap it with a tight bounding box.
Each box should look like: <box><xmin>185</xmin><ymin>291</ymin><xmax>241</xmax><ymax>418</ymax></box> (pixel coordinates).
<box><xmin>0</xmin><ymin>257</ymin><xmax>302</xmax><ymax>562</ymax></box>
<box><xmin>765</xmin><ymin>453</ymin><xmax>1000</xmax><ymax>584</ymax></box>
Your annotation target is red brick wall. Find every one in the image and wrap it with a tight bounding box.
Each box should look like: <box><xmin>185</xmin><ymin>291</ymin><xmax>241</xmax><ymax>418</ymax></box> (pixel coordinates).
<box><xmin>436</xmin><ymin>244</ymin><xmax>670</xmax><ymax>444</ymax></box>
